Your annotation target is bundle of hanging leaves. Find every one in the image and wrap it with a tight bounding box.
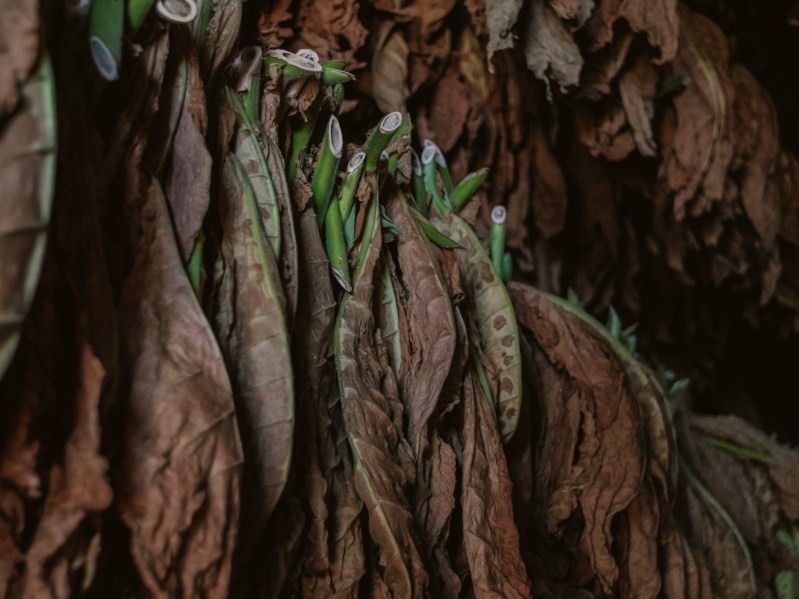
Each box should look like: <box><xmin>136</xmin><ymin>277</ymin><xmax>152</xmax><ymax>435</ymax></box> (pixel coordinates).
<box><xmin>1</xmin><ymin>0</ymin><xmax>799</xmax><ymax>598</ymax></box>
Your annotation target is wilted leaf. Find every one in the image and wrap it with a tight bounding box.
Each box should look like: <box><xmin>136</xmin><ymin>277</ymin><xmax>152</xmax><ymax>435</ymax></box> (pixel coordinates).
<box><xmin>0</xmin><ymin>51</ymin><xmax>55</xmax><ymax>381</ymax></box>
<box><xmin>521</xmin><ymin>0</ymin><xmax>583</xmax><ymax>93</ymax></box>
<box><xmin>460</xmin><ymin>370</ymin><xmax>532</xmax><ymax>598</ymax></box>
<box><xmin>20</xmin><ymin>344</ymin><xmax>112</xmax><ymax>598</ymax></box>
<box><xmin>213</xmin><ymin>154</ymin><xmax>294</xmax><ymax>557</ymax></box>
<box><xmin>508</xmin><ymin>282</ymin><xmax>647</xmax><ymax>594</ymax></box>
<box><xmin>386</xmin><ymin>192</ymin><xmax>456</xmax><ymax>454</ymax></box>
<box><xmin>116</xmin><ymin>172</ymin><xmax>243</xmax><ymax>599</ymax></box>
<box><xmin>372</xmin><ymin>27</ymin><xmax>409</xmax><ymax>114</ymax></box>
<box><xmin>335</xmin><ymin>200</ymin><xmax>427</xmax><ymax>597</ymax></box>
<box><xmin>0</xmin><ymin>0</ymin><xmax>38</xmax><ymax>118</ymax></box>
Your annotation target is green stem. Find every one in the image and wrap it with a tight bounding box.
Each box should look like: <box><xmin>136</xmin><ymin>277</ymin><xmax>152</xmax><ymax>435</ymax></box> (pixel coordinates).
<box><xmin>311</xmin><ymin>115</ymin><xmax>343</xmax><ymax>227</ymax></box>
<box><xmin>421</xmin><ymin>145</ymin><xmax>448</xmax><ymax>215</ymax></box>
<box><xmin>451</xmin><ymin>167</ymin><xmax>488</xmax><ymax>211</ymax></box>
<box><xmin>411</xmin><ymin>151</ymin><xmax>426</xmax><ymax>215</ymax></box>
<box><xmin>364</xmin><ymin>112</ymin><xmax>402</xmax><ymax>172</ymax></box>
<box><xmin>188</xmin><ymin>233</ymin><xmax>204</xmax><ymax>297</ymax></box>
<box><xmin>325</xmin><ymin>196</ymin><xmax>352</xmax><ymax>292</ymax></box>
<box><xmin>235</xmin><ymin>46</ymin><xmax>263</xmax><ymax>124</ymax></box>
<box><xmin>154</xmin><ymin>0</ymin><xmax>197</xmax><ymax>23</ymax></box>
<box><xmin>490</xmin><ymin>205</ymin><xmax>506</xmax><ymax>276</ymax></box>
<box><xmin>89</xmin><ymin>0</ymin><xmax>124</xmax><ymax>81</ymax></box>
<box><xmin>338</xmin><ymin>152</ymin><xmax>365</xmax><ymax>221</ymax></box>
<box><xmin>425</xmin><ymin>140</ymin><xmax>454</xmax><ymax>193</ymax></box>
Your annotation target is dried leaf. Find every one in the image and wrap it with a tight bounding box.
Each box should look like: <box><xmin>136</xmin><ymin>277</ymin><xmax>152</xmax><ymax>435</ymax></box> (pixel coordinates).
<box><xmin>372</xmin><ymin>28</ymin><xmax>409</xmax><ymax>114</ymax></box>
<box><xmin>0</xmin><ymin>0</ymin><xmax>38</xmax><ymax>118</ymax></box>
<box><xmin>386</xmin><ymin>193</ymin><xmax>456</xmax><ymax>453</ymax></box>
<box><xmin>20</xmin><ymin>344</ymin><xmax>112</xmax><ymax>598</ymax></box>
<box><xmin>522</xmin><ymin>0</ymin><xmax>583</xmax><ymax>92</ymax></box>
<box><xmin>460</xmin><ymin>370</ymin><xmax>532</xmax><ymax>598</ymax></box>
<box><xmin>335</xmin><ymin>200</ymin><xmax>427</xmax><ymax>597</ymax></box>
<box><xmin>116</xmin><ymin>172</ymin><xmax>242</xmax><ymax>599</ymax></box>
<box><xmin>213</xmin><ymin>154</ymin><xmax>294</xmax><ymax>553</ymax></box>
<box><xmin>485</xmin><ymin>0</ymin><xmax>524</xmax><ymax>58</ymax></box>
<box><xmin>0</xmin><ymin>51</ymin><xmax>55</xmax><ymax>381</ymax></box>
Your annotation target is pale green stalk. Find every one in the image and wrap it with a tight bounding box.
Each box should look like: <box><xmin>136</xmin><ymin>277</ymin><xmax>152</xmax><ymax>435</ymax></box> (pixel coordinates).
<box><xmin>490</xmin><ymin>205</ymin><xmax>507</xmax><ymax>276</ymax></box>
<box><xmin>338</xmin><ymin>152</ymin><xmax>365</xmax><ymax>221</ymax></box>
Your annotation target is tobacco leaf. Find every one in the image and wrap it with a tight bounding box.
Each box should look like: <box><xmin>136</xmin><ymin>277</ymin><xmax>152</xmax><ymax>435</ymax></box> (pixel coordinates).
<box><xmin>508</xmin><ymin>282</ymin><xmax>647</xmax><ymax>594</ymax></box>
<box><xmin>265</xmin><ymin>135</ymin><xmax>299</xmax><ymax>325</ymax></box>
<box><xmin>0</xmin><ymin>257</ymin><xmax>59</xmax><ymax>596</ymax></box>
<box><xmin>0</xmin><ymin>0</ymin><xmax>37</xmax><ymax>118</ymax></box>
<box><xmin>460</xmin><ymin>369</ymin><xmax>532</xmax><ymax>598</ymax></box>
<box><xmin>585</xmin><ymin>0</ymin><xmax>678</xmax><ymax>62</ymax></box>
<box><xmin>201</xmin><ymin>0</ymin><xmax>242</xmax><ymax>82</ymax></box>
<box><xmin>678</xmin><ymin>413</ymin><xmax>799</xmax><ymax>594</ymax></box>
<box><xmin>618</xmin><ymin>54</ymin><xmax>658</xmax><ymax>158</ymax></box>
<box><xmin>372</xmin><ymin>27</ymin><xmax>409</xmax><ymax>115</ymax></box>
<box><xmin>292</xmin><ymin>0</ymin><xmax>368</xmax><ymax>67</ymax></box>
<box><xmin>0</xmin><ymin>51</ymin><xmax>56</xmax><ymax>382</ymax></box>
<box><xmin>376</xmin><ymin>254</ymin><xmax>402</xmax><ymax>381</ymax></box>
<box><xmin>385</xmin><ymin>193</ymin><xmax>455</xmax><ymax>454</ymax></box>
<box><xmin>433</xmin><ymin>213</ymin><xmax>522</xmax><ymax>443</ymax></box>
<box><xmin>485</xmin><ymin>0</ymin><xmax>524</xmax><ymax>58</ymax></box>
<box><xmin>521</xmin><ymin>0</ymin><xmax>583</xmax><ymax>93</ymax></box>
<box><xmin>164</xmin><ymin>30</ymin><xmax>212</xmax><ymax>261</ymax></box>
<box><xmin>290</xmin><ymin>209</ymin><xmax>339</xmax><ymax>596</ymax></box>
<box><xmin>20</xmin><ymin>344</ymin><xmax>112</xmax><ymax>599</ymax></box>
<box><xmin>116</xmin><ymin>171</ymin><xmax>242</xmax><ymax>599</ymax></box>
<box><xmin>335</xmin><ymin>201</ymin><xmax>426</xmax><ymax>598</ymax></box>
<box><xmin>213</xmin><ymin>154</ymin><xmax>294</xmax><ymax>557</ymax></box>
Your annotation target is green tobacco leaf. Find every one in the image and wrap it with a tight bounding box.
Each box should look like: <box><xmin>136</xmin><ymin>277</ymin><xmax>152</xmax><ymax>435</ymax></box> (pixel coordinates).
<box><xmin>334</xmin><ymin>198</ymin><xmax>427</xmax><ymax>597</ymax></box>
<box><xmin>433</xmin><ymin>213</ymin><xmax>522</xmax><ymax>443</ymax></box>
<box><xmin>0</xmin><ymin>50</ymin><xmax>56</xmax><ymax>381</ymax></box>
<box><xmin>386</xmin><ymin>191</ymin><xmax>456</xmax><ymax>454</ymax></box>
<box><xmin>212</xmin><ymin>153</ymin><xmax>294</xmax><ymax>553</ymax></box>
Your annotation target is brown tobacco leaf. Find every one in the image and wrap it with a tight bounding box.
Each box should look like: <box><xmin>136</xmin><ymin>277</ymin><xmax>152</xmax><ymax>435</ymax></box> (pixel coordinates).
<box><xmin>335</xmin><ymin>204</ymin><xmax>426</xmax><ymax>598</ymax></box>
<box><xmin>0</xmin><ymin>0</ymin><xmax>37</xmax><ymax>118</ymax></box>
<box><xmin>618</xmin><ymin>54</ymin><xmax>658</xmax><ymax>158</ymax></box>
<box><xmin>386</xmin><ymin>193</ymin><xmax>456</xmax><ymax>454</ymax></box>
<box><xmin>522</xmin><ymin>0</ymin><xmax>583</xmax><ymax>92</ymax></box>
<box><xmin>20</xmin><ymin>344</ymin><xmax>112</xmax><ymax>599</ymax></box>
<box><xmin>164</xmin><ymin>31</ymin><xmax>212</xmax><ymax>261</ymax></box>
<box><xmin>585</xmin><ymin>0</ymin><xmax>679</xmax><ymax>62</ymax></box>
<box><xmin>292</xmin><ymin>0</ymin><xmax>368</xmax><ymax>67</ymax></box>
<box><xmin>434</xmin><ymin>213</ymin><xmax>522</xmax><ymax>443</ymax></box>
<box><xmin>678</xmin><ymin>414</ymin><xmax>799</xmax><ymax>594</ymax></box>
<box><xmin>372</xmin><ymin>27</ymin><xmax>409</xmax><ymax>115</ymax></box>
<box><xmin>116</xmin><ymin>172</ymin><xmax>242</xmax><ymax>599</ymax></box>
<box><xmin>290</xmin><ymin>210</ymin><xmax>340</xmax><ymax>596</ymax></box>
<box><xmin>0</xmin><ymin>260</ymin><xmax>58</xmax><ymax>595</ymax></box>
<box><xmin>325</xmin><ymin>372</ymin><xmax>367</xmax><ymax>598</ymax></box>
<box><xmin>213</xmin><ymin>154</ymin><xmax>294</xmax><ymax>557</ymax></box>
<box><xmin>200</xmin><ymin>0</ymin><xmax>242</xmax><ymax>83</ymax></box>
<box><xmin>460</xmin><ymin>370</ymin><xmax>532</xmax><ymax>598</ymax></box>
<box><xmin>508</xmin><ymin>283</ymin><xmax>647</xmax><ymax>594</ymax></box>
<box><xmin>0</xmin><ymin>52</ymin><xmax>56</xmax><ymax>382</ymax></box>
<box><xmin>485</xmin><ymin>0</ymin><xmax>524</xmax><ymax>58</ymax></box>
